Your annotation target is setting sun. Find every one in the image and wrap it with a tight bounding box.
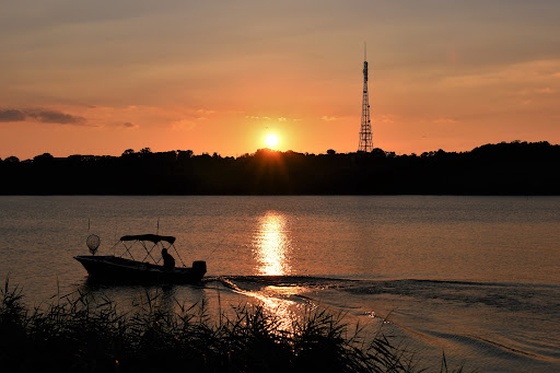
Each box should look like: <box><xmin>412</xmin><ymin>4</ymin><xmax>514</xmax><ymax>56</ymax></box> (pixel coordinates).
<box><xmin>264</xmin><ymin>133</ymin><xmax>280</xmax><ymax>149</ymax></box>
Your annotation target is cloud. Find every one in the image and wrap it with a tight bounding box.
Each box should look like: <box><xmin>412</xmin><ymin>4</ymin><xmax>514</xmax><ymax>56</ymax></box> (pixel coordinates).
<box><xmin>377</xmin><ymin>115</ymin><xmax>396</xmax><ymax>125</ymax></box>
<box><xmin>170</xmin><ymin>118</ymin><xmax>197</xmax><ymax>131</ymax></box>
<box><xmin>27</xmin><ymin>109</ymin><xmax>86</xmax><ymax>124</ymax></box>
<box><xmin>246</xmin><ymin>115</ymin><xmax>272</xmax><ymax>121</ymax></box>
<box><xmin>321</xmin><ymin>116</ymin><xmax>338</xmax><ymax>122</ymax></box>
<box><xmin>433</xmin><ymin>117</ymin><xmax>459</xmax><ymax>125</ymax></box>
<box><xmin>510</xmin><ymin>87</ymin><xmax>557</xmax><ymax>97</ymax></box>
<box><xmin>441</xmin><ymin>59</ymin><xmax>560</xmax><ymax>89</ymax></box>
<box><xmin>196</xmin><ymin>108</ymin><xmax>215</xmax><ymax>115</ymax></box>
<box><xmin>0</xmin><ymin>109</ymin><xmax>26</xmax><ymax>122</ymax></box>
<box><xmin>0</xmin><ymin>108</ymin><xmax>86</xmax><ymax>125</ymax></box>
<box><xmin>245</xmin><ymin>115</ymin><xmax>301</xmax><ymax>123</ymax></box>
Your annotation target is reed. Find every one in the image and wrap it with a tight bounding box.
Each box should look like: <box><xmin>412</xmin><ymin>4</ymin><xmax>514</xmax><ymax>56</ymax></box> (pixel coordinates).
<box><xmin>0</xmin><ymin>278</ymin><xmax>466</xmax><ymax>373</ymax></box>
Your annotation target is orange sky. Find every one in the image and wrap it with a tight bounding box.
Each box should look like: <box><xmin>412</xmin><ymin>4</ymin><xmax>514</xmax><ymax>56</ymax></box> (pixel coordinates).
<box><xmin>1</xmin><ymin>1</ymin><xmax>560</xmax><ymax>160</ymax></box>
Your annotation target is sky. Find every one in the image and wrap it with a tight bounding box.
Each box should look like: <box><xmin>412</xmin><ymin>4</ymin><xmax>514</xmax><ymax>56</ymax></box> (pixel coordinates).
<box><xmin>1</xmin><ymin>0</ymin><xmax>560</xmax><ymax>160</ymax></box>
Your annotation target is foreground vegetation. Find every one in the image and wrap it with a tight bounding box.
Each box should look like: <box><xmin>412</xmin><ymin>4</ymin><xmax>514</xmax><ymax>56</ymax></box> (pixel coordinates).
<box><xmin>0</xmin><ymin>279</ymin><xmax>465</xmax><ymax>373</ymax></box>
<box><xmin>1</xmin><ymin>140</ymin><xmax>558</xmax><ymax>195</ymax></box>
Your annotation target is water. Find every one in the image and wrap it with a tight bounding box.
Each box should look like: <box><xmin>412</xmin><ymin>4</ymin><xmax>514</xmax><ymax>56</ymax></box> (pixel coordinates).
<box><xmin>0</xmin><ymin>195</ymin><xmax>559</xmax><ymax>372</ymax></box>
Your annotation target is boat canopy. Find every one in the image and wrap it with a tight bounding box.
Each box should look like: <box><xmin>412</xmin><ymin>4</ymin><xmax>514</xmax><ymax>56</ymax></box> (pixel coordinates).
<box><xmin>119</xmin><ymin>234</ymin><xmax>176</xmax><ymax>245</ymax></box>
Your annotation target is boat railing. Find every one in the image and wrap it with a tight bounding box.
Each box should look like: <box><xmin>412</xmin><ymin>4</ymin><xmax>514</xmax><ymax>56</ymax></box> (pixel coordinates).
<box><xmin>110</xmin><ymin>234</ymin><xmax>187</xmax><ymax>268</ymax></box>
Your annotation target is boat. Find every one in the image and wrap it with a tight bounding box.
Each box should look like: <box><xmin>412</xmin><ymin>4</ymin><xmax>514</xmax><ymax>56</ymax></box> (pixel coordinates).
<box><xmin>74</xmin><ymin>233</ymin><xmax>207</xmax><ymax>284</ymax></box>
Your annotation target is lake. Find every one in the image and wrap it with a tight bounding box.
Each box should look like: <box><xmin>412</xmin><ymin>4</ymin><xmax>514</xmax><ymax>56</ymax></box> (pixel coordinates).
<box><xmin>0</xmin><ymin>195</ymin><xmax>559</xmax><ymax>372</ymax></box>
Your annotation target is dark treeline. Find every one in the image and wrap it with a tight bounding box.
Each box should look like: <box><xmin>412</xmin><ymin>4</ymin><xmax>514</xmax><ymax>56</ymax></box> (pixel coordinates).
<box><xmin>1</xmin><ymin>140</ymin><xmax>559</xmax><ymax>195</ymax></box>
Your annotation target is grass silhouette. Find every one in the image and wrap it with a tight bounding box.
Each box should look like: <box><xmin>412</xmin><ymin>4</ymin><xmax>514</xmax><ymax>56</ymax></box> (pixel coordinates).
<box><xmin>0</xmin><ymin>278</ymin><xmax>466</xmax><ymax>372</ymax></box>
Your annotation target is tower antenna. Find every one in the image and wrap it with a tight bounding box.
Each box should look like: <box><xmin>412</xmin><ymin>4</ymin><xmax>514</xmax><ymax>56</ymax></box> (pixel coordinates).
<box><xmin>358</xmin><ymin>43</ymin><xmax>373</xmax><ymax>152</ymax></box>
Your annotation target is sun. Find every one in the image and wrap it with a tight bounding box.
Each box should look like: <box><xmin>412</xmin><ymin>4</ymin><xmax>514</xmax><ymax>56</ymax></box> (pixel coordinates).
<box><xmin>264</xmin><ymin>133</ymin><xmax>280</xmax><ymax>149</ymax></box>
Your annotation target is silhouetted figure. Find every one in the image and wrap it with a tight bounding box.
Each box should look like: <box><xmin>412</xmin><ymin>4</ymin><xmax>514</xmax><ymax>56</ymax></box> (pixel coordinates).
<box><xmin>161</xmin><ymin>248</ymin><xmax>175</xmax><ymax>270</ymax></box>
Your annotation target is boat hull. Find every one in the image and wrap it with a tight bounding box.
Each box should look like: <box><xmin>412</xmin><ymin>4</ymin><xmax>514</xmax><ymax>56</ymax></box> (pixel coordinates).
<box><xmin>74</xmin><ymin>255</ymin><xmax>206</xmax><ymax>284</ymax></box>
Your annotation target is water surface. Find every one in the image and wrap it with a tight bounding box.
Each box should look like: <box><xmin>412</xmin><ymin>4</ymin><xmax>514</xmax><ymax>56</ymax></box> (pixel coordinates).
<box><xmin>0</xmin><ymin>195</ymin><xmax>558</xmax><ymax>372</ymax></box>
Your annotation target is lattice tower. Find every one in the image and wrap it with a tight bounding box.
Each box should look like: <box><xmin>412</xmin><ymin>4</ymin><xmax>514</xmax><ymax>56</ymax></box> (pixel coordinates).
<box><xmin>358</xmin><ymin>48</ymin><xmax>373</xmax><ymax>152</ymax></box>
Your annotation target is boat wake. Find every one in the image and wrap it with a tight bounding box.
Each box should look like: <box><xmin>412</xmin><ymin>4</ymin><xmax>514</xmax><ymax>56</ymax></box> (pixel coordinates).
<box><xmin>205</xmin><ymin>276</ymin><xmax>560</xmax><ymax>316</ymax></box>
<box><xmin>202</xmin><ymin>275</ymin><xmax>560</xmax><ymax>373</ymax></box>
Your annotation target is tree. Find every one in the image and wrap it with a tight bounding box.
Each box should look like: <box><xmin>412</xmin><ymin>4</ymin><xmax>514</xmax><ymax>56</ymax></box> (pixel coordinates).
<box><xmin>4</xmin><ymin>156</ymin><xmax>20</xmax><ymax>163</ymax></box>
<box><xmin>33</xmin><ymin>153</ymin><xmax>54</xmax><ymax>162</ymax></box>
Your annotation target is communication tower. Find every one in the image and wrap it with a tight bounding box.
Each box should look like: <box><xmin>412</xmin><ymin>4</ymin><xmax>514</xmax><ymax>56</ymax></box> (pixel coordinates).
<box><xmin>358</xmin><ymin>44</ymin><xmax>373</xmax><ymax>152</ymax></box>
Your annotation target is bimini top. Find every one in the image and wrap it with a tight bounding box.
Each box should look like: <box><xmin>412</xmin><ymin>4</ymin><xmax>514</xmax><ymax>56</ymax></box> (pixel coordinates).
<box><xmin>119</xmin><ymin>234</ymin><xmax>176</xmax><ymax>244</ymax></box>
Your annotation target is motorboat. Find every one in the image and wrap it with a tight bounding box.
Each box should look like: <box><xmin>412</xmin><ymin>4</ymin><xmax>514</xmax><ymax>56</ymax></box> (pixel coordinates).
<box><xmin>74</xmin><ymin>233</ymin><xmax>206</xmax><ymax>284</ymax></box>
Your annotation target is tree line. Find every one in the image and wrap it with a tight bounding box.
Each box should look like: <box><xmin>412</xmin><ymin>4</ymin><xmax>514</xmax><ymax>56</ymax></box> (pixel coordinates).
<box><xmin>1</xmin><ymin>141</ymin><xmax>559</xmax><ymax>195</ymax></box>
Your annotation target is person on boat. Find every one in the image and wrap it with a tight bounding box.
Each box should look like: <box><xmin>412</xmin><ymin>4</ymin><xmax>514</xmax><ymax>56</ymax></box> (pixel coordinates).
<box><xmin>161</xmin><ymin>248</ymin><xmax>175</xmax><ymax>270</ymax></box>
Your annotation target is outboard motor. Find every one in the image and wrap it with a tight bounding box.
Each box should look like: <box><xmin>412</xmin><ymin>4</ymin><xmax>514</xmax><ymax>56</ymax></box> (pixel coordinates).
<box><xmin>192</xmin><ymin>261</ymin><xmax>207</xmax><ymax>275</ymax></box>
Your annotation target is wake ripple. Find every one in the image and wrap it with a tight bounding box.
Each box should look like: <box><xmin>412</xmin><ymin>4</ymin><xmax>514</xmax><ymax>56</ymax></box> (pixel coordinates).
<box><xmin>202</xmin><ymin>275</ymin><xmax>560</xmax><ymax>372</ymax></box>
<box><xmin>204</xmin><ymin>276</ymin><xmax>560</xmax><ymax>316</ymax></box>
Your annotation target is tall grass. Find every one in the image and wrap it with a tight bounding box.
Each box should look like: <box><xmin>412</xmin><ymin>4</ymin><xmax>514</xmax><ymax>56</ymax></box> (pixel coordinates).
<box><xmin>0</xmin><ymin>278</ymin><xmax>465</xmax><ymax>373</ymax></box>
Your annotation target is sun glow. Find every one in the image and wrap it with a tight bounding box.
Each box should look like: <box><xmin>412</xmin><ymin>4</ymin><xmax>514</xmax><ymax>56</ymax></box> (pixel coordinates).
<box><xmin>264</xmin><ymin>133</ymin><xmax>280</xmax><ymax>149</ymax></box>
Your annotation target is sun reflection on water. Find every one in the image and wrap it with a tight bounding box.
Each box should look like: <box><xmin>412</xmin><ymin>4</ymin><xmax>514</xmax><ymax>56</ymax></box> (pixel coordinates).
<box><xmin>244</xmin><ymin>286</ymin><xmax>309</xmax><ymax>331</ymax></box>
<box><xmin>250</xmin><ymin>211</ymin><xmax>300</xmax><ymax>330</ymax></box>
<box><xmin>253</xmin><ymin>211</ymin><xmax>292</xmax><ymax>276</ymax></box>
